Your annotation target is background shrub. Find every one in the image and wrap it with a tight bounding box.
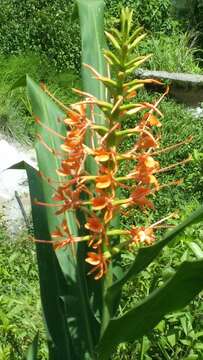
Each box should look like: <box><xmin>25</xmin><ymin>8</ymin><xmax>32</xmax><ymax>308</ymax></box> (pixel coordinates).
<box><xmin>105</xmin><ymin>0</ymin><xmax>175</xmax><ymax>33</ymax></box>
<box><xmin>0</xmin><ymin>0</ymin><xmax>180</xmax><ymax>73</ymax></box>
<box><xmin>173</xmin><ymin>0</ymin><xmax>203</xmax><ymax>51</ymax></box>
<box><xmin>0</xmin><ymin>0</ymin><xmax>81</xmax><ymax>72</ymax></box>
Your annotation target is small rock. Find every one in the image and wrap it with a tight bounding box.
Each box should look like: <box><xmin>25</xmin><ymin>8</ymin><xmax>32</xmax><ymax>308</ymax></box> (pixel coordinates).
<box><xmin>189</xmin><ymin>106</ymin><xmax>203</xmax><ymax>119</ymax></box>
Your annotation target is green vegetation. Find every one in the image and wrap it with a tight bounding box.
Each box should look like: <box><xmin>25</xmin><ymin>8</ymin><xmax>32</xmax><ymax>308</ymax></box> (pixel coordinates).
<box><xmin>173</xmin><ymin>0</ymin><xmax>203</xmax><ymax>62</ymax></box>
<box><xmin>1</xmin><ymin>211</ymin><xmax>203</xmax><ymax>359</ymax></box>
<box><xmin>0</xmin><ymin>0</ymin><xmax>190</xmax><ymax>73</ymax></box>
<box><xmin>139</xmin><ymin>32</ymin><xmax>202</xmax><ymax>73</ymax></box>
<box><xmin>0</xmin><ymin>220</ymin><xmax>47</xmax><ymax>359</ymax></box>
<box><xmin>1</xmin><ymin>2</ymin><xmax>203</xmax><ymax>359</ymax></box>
<box><xmin>0</xmin><ymin>0</ymin><xmax>80</xmax><ymax>72</ymax></box>
<box><xmin>0</xmin><ymin>54</ymin><xmax>79</xmax><ymax>143</ymax></box>
<box><xmin>113</xmin><ymin>209</ymin><xmax>203</xmax><ymax>359</ymax></box>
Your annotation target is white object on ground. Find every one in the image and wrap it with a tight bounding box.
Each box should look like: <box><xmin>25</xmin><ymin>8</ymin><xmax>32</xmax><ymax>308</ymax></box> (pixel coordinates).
<box><xmin>189</xmin><ymin>106</ymin><xmax>203</xmax><ymax>119</ymax></box>
<box><xmin>0</xmin><ymin>134</ymin><xmax>37</xmax><ymax>234</ymax></box>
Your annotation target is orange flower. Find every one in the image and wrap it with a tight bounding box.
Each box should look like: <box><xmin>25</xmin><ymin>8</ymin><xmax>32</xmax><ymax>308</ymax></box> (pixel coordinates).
<box><xmin>94</xmin><ymin>148</ymin><xmax>111</xmax><ymax>162</ymax></box>
<box><xmin>141</xmin><ymin>112</ymin><xmax>162</xmax><ymax>127</ymax></box>
<box><xmin>103</xmin><ymin>203</ymin><xmax>118</xmax><ymax>224</ymax></box>
<box><xmin>91</xmin><ymin>195</ymin><xmax>109</xmax><ymax>210</ymax></box>
<box><xmin>85</xmin><ymin>251</ymin><xmax>108</xmax><ymax>280</ymax></box>
<box><xmin>137</xmin><ymin>131</ymin><xmax>158</xmax><ymax>150</ymax></box>
<box><xmin>51</xmin><ymin>219</ymin><xmax>77</xmax><ymax>250</ymax></box>
<box><xmin>64</xmin><ymin>103</ymin><xmax>87</xmax><ymax>127</ymax></box>
<box><xmin>88</xmin><ymin>236</ymin><xmax>103</xmax><ymax>249</ymax></box>
<box><xmin>56</xmin><ymin>158</ymin><xmax>81</xmax><ymax>176</ymax></box>
<box><xmin>130</xmin><ymin>187</ymin><xmax>153</xmax><ymax>209</ymax></box>
<box><xmin>85</xmin><ymin>217</ymin><xmax>103</xmax><ymax>233</ymax></box>
<box><xmin>130</xmin><ymin>226</ymin><xmax>155</xmax><ymax>245</ymax></box>
<box><xmin>91</xmin><ymin>195</ymin><xmax>117</xmax><ymax>223</ymax></box>
<box><xmin>61</xmin><ymin>128</ymin><xmax>86</xmax><ymax>152</ymax></box>
<box><xmin>52</xmin><ymin>184</ymin><xmax>88</xmax><ymax>215</ymax></box>
<box><xmin>135</xmin><ymin>154</ymin><xmax>159</xmax><ymax>189</ymax></box>
<box><xmin>96</xmin><ymin>174</ymin><xmax>113</xmax><ymax>189</ymax></box>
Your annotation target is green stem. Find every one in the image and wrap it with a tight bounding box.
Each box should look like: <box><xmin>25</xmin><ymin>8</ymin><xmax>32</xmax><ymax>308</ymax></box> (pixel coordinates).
<box><xmin>116</xmin><ymin>127</ymin><xmax>139</xmax><ymax>137</ymax></box>
<box><xmin>92</xmin><ymin>124</ymin><xmax>109</xmax><ymax>134</ymax></box>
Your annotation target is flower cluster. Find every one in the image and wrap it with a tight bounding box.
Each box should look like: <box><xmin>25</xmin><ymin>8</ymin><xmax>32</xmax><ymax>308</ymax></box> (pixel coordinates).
<box><xmin>36</xmin><ymin>8</ymin><xmax>191</xmax><ymax>280</ymax></box>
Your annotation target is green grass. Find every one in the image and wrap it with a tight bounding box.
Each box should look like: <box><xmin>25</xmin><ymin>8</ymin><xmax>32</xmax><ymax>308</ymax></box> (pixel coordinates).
<box><xmin>0</xmin><ymin>220</ymin><xmax>47</xmax><ymax>359</ymax></box>
<box><xmin>138</xmin><ymin>31</ymin><xmax>202</xmax><ymax>73</ymax></box>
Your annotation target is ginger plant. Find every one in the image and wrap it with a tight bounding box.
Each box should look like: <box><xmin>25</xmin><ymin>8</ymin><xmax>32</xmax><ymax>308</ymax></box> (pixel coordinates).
<box><xmin>16</xmin><ymin>5</ymin><xmax>203</xmax><ymax>360</ymax></box>
<box><xmin>36</xmin><ymin>8</ymin><xmax>190</xmax><ymax>281</ymax></box>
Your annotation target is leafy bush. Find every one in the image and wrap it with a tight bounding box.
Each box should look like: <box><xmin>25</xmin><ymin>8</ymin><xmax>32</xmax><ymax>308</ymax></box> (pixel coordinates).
<box><xmin>0</xmin><ymin>0</ymin><xmax>179</xmax><ymax>72</ymax></box>
<box><xmin>0</xmin><ymin>0</ymin><xmax>81</xmax><ymax>72</ymax></box>
<box><xmin>173</xmin><ymin>0</ymin><xmax>203</xmax><ymax>53</ymax></box>
<box><xmin>105</xmin><ymin>0</ymin><xmax>176</xmax><ymax>33</ymax></box>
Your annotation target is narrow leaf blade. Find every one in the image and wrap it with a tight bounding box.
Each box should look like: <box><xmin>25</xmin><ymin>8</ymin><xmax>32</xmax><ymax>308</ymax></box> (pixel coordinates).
<box><xmin>98</xmin><ymin>259</ymin><xmax>203</xmax><ymax>359</ymax></box>
<box><xmin>25</xmin><ymin>332</ymin><xmax>39</xmax><ymax>360</ymax></box>
<box><xmin>13</xmin><ymin>161</ymin><xmax>73</xmax><ymax>360</ymax></box>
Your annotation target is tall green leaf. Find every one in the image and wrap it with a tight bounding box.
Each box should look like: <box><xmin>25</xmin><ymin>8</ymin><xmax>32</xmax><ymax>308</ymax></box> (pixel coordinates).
<box><xmin>25</xmin><ymin>77</ymin><xmax>100</xmax><ymax>358</ymax></box>
<box><xmin>98</xmin><ymin>258</ymin><xmax>203</xmax><ymax>359</ymax></box>
<box><xmin>25</xmin><ymin>332</ymin><xmax>39</xmax><ymax>360</ymax></box>
<box><xmin>76</xmin><ymin>0</ymin><xmax>107</xmax><ymax>112</ymax></box>
<box><xmin>12</xmin><ymin>162</ymin><xmax>74</xmax><ymax>360</ymax></box>
<box><xmin>76</xmin><ymin>0</ymin><xmax>113</xmax><ymax>337</ymax></box>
